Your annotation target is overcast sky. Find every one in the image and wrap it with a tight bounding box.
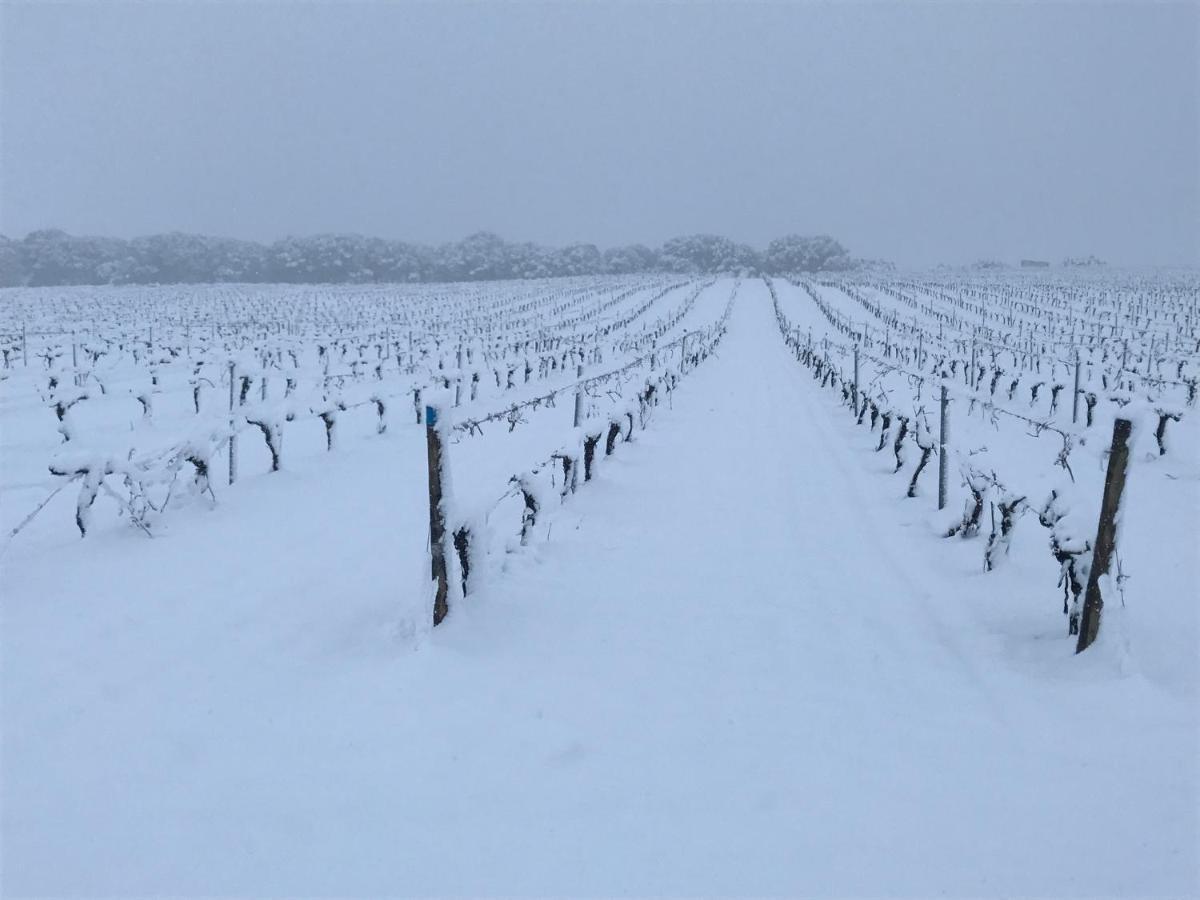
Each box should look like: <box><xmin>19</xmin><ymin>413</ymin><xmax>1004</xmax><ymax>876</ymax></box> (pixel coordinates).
<box><xmin>1</xmin><ymin>1</ymin><xmax>1196</xmax><ymax>266</ymax></box>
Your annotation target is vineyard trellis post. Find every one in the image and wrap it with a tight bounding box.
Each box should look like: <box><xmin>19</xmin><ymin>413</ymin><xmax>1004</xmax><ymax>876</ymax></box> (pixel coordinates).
<box><xmin>573</xmin><ymin>364</ymin><xmax>584</xmax><ymax>428</ymax></box>
<box><xmin>937</xmin><ymin>384</ymin><xmax>949</xmax><ymax>510</ymax></box>
<box><xmin>852</xmin><ymin>344</ymin><xmax>860</xmax><ymax>418</ymax></box>
<box><xmin>1072</xmin><ymin>349</ymin><xmax>1082</xmax><ymax>424</ymax></box>
<box><xmin>1076</xmin><ymin>416</ymin><xmax>1133</xmax><ymax>654</ymax></box>
<box><xmin>425</xmin><ymin>404</ymin><xmax>450</xmax><ymax>626</ymax></box>
<box><xmin>228</xmin><ymin>362</ymin><xmax>237</xmax><ymax>485</ymax></box>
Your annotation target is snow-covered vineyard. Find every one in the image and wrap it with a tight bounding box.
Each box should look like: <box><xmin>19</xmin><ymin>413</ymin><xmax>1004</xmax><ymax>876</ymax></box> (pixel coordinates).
<box><xmin>2</xmin><ymin>272</ymin><xmax>1197</xmax><ymax>895</ymax></box>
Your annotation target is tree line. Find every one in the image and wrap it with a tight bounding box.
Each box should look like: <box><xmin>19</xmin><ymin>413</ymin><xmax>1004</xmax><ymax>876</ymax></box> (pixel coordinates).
<box><xmin>0</xmin><ymin>229</ymin><xmax>856</xmax><ymax>287</ymax></box>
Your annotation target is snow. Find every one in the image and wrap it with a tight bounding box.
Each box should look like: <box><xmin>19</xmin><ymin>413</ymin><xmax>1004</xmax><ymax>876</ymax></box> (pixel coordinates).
<box><xmin>1</xmin><ymin>276</ymin><xmax>1197</xmax><ymax>896</ymax></box>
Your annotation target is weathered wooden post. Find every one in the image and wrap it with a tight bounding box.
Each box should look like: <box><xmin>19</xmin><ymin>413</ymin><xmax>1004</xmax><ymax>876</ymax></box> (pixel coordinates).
<box><xmin>1072</xmin><ymin>349</ymin><xmax>1082</xmax><ymax>424</ymax></box>
<box><xmin>937</xmin><ymin>384</ymin><xmax>949</xmax><ymax>510</ymax></box>
<box><xmin>425</xmin><ymin>404</ymin><xmax>450</xmax><ymax>626</ymax></box>
<box><xmin>228</xmin><ymin>361</ymin><xmax>238</xmax><ymax>485</ymax></box>
<box><xmin>852</xmin><ymin>344</ymin><xmax>860</xmax><ymax>418</ymax></box>
<box><xmin>573</xmin><ymin>364</ymin><xmax>584</xmax><ymax>427</ymax></box>
<box><xmin>1076</xmin><ymin>417</ymin><xmax>1133</xmax><ymax>654</ymax></box>
<box><xmin>22</xmin><ymin>323</ymin><xmax>27</xmax><ymax>367</ymax></box>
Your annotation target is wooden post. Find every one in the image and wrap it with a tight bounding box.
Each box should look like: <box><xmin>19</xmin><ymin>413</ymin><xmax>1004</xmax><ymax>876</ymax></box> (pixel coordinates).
<box><xmin>573</xmin><ymin>364</ymin><xmax>584</xmax><ymax>427</ymax></box>
<box><xmin>1076</xmin><ymin>417</ymin><xmax>1133</xmax><ymax>654</ymax></box>
<box><xmin>938</xmin><ymin>384</ymin><xmax>949</xmax><ymax>510</ymax></box>
<box><xmin>852</xmin><ymin>344</ymin><xmax>860</xmax><ymax>417</ymax></box>
<box><xmin>228</xmin><ymin>362</ymin><xmax>237</xmax><ymax>485</ymax></box>
<box><xmin>1072</xmin><ymin>349</ymin><xmax>1082</xmax><ymax>424</ymax></box>
<box><xmin>22</xmin><ymin>323</ymin><xmax>27</xmax><ymax>367</ymax></box>
<box><xmin>425</xmin><ymin>404</ymin><xmax>450</xmax><ymax>626</ymax></box>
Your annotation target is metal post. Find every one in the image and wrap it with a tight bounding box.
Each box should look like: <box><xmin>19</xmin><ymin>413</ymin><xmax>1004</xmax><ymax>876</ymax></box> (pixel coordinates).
<box><xmin>228</xmin><ymin>362</ymin><xmax>237</xmax><ymax>485</ymax></box>
<box><xmin>425</xmin><ymin>404</ymin><xmax>450</xmax><ymax>626</ymax></box>
<box><xmin>573</xmin><ymin>364</ymin><xmax>584</xmax><ymax>427</ymax></box>
<box><xmin>937</xmin><ymin>384</ymin><xmax>949</xmax><ymax>510</ymax></box>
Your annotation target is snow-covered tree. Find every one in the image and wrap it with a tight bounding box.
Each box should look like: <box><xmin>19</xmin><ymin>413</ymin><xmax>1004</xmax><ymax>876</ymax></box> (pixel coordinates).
<box><xmin>763</xmin><ymin>234</ymin><xmax>851</xmax><ymax>273</ymax></box>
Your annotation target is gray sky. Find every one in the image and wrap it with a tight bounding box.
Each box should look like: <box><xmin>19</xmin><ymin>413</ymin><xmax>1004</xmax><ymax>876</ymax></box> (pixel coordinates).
<box><xmin>1</xmin><ymin>1</ymin><xmax>1196</xmax><ymax>266</ymax></box>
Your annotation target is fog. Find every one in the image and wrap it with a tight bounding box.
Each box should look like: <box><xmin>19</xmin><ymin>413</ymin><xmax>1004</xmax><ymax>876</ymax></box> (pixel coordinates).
<box><xmin>1</xmin><ymin>1</ymin><xmax>1196</xmax><ymax>266</ymax></box>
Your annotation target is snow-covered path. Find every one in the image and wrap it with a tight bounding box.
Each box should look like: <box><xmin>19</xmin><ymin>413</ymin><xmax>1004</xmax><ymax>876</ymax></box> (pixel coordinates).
<box><xmin>3</xmin><ymin>281</ymin><xmax>1195</xmax><ymax>896</ymax></box>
